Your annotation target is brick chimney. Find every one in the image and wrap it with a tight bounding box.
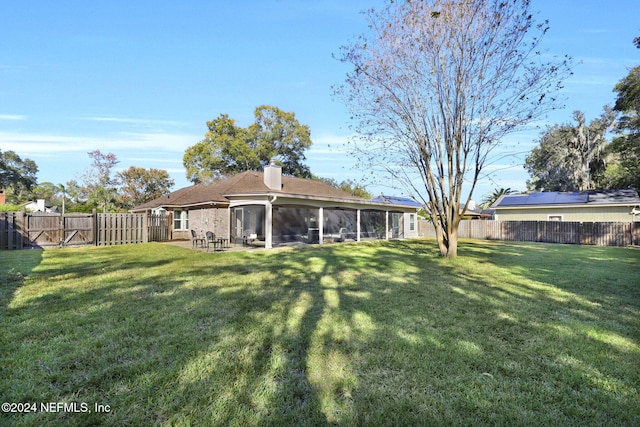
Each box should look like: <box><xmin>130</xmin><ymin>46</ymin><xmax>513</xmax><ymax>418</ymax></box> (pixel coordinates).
<box><xmin>264</xmin><ymin>161</ymin><xmax>282</xmax><ymax>191</ymax></box>
<box><xmin>0</xmin><ymin>189</ymin><xmax>5</xmax><ymax>205</ymax></box>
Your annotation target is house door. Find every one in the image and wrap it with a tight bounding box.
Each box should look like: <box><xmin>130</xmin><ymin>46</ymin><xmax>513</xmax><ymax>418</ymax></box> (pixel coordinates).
<box><xmin>392</xmin><ymin>212</ymin><xmax>404</xmax><ymax>238</ymax></box>
<box><xmin>233</xmin><ymin>208</ymin><xmax>244</xmax><ymax>242</ymax></box>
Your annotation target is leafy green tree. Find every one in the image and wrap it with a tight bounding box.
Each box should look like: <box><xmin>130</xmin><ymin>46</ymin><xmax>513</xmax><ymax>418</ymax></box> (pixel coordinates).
<box><xmin>604</xmin><ymin>64</ymin><xmax>640</xmax><ymax>189</ymax></box>
<box><xmin>525</xmin><ymin>109</ymin><xmax>616</xmax><ymax>192</ymax></box>
<box><xmin>117</xmin><ymin>166</ymin><xmax>175</xmax><ymax>208</ymax></box>
<box><xmin>0</xmin><ymin>150</ymin><xmax>38</xmax><ymax>203</ymax></box>
<box><xmin>312</xmin><ymin>176</ymin><xmax>372</xmax><ymax>199</ymax></box>
<box><xmin>524</xmin><ymin>124</ymin><xmax>574</xmax><ymax>192</ymax></box>
<box><xmin>481</xmin><ymin>188</ymin><xmax>518</xmax><ymax>209</ymax></box>
<box><xmin>184</xmin><ymin>114</ymin><xmax>258</xmax><ymax>183</ymax></box>
<box><xmin>335</xmin><ymin>0</ymin><xmax>571</xmax><ymax>257</ymax></box>
<box><xmin>83</xmin><ymin>150</ymin><xmax>120</xmax><ymax>212</ymax></box>
<box><xmin>337</xmin><ymin>179</ymin><xmax>371</xmax><ymax>199</ymax></box>
<box><xmin>0</xmin><ymin>203</ymin><xmax>22</xmax><ymax>212</ymax></box>
<box><xmin>184</xmin><ymin>106</ymin><xmax>312</xmax><ymax>183</ymax></box>
<box><xmin>64</xmin><ymin>180</ymin><xmax>93</xmax><ymax>213</ymax></box>
<box><xmin>31</xmin><ymin>182</ymin><xmax>63</xmax><ymax>209</ymax></box>
<box><xmin>249</xmin><ymin>106</ymin><xmax>312</xmax><ymax>178</ymax></box>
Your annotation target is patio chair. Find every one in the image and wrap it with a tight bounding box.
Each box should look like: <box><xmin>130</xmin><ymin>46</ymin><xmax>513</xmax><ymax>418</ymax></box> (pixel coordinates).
<box><xmin>205</xmin><ymin>231</ymin><xmax>222</xmax><ymax>252</ymax></box>
<box><xmin>340</xmin><ymin>228</ymin><xmax>357</xmax><ymax>241</ymax></box>
<box><xmin>191</xmin><ymin>229</ymin><xmax>206</xmax><ymax>249</ymax></box>
<box><xmin>243</xmin><ymin>229</ymin><xmax>257</xmax><ymax>247</ymax></box>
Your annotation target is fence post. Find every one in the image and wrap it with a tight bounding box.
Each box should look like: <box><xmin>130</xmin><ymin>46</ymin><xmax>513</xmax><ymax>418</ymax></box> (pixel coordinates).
<box><xmin>59</xmin><ymin>213</ymin><xmax>64</xmax><ymax>247</ymax></box>
<box><xmin>5</xmin><ymin>212</ymin><xmax>13</xmax><ymax>250</ymax></box>
<box><xmin>143</xmin><ymin>213</ymin><xmax>149</xmax><ymax>243</ymax></box>
<box><xmin>6</xmin><ymin>212</ymin><xmax>13</xmax><ymax>250</ymax></box>
<box><xmin>0</xmin><ymin>213</ymin><xmax>5</xmax><ymax>250</ymax></box>
<box><xmin>18</xmin><ymin>210</ymin><xmax>26</xmax><ymax>249</ymax></box>
<box><xmin>92</xmin><ymin>209</ymin><xmax>98</xmax><ymax>246</ymax></box>
<box><xmin>169</xmin><ymin>211</ymin><xmax>174</xmax><ymax>241</ymax></box>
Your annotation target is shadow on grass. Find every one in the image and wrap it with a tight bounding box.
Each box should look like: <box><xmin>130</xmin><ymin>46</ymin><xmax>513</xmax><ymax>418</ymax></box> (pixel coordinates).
<box><xmin>0</xmin><ymin>249</ymin><xmax>43</xmax><ymax>309</ymax></box>
<box><xmin>1</xmin><ymin>240</ymin><xmax>639</xmax><ymax>425</ymax></box>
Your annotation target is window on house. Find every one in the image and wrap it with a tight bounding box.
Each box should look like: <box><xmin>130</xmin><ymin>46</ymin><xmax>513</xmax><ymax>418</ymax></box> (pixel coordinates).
<box><xmin>174</xmin><ymin>210</ymin><xmax>189</xmax><ymax>230</ymax></box>
<box><xmin>548</xmin><ymin>215</ymin><xmax>562</xmax><ymax>221</ymax></box>
<box><xmin>409</xmin><ymin>214</ymin><xmax>415</xmax><ymax>231</ymax></box>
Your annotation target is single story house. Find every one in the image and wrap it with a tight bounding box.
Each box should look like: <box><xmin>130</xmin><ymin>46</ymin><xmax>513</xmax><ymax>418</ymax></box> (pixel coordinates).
<box><xmin>132</xmin><ymin>164</ymin><xmax>419</xmax><ymax>249</ymax></box>
<box><xmin>421</xmin><ymin>200</ymin><xmax>491</xmax><ymax>220</ymax></box>
<box><xmin>23</xmin><ymin>199</ymin><xmax>59</xmax><ymax>214</ymax></box>
<box><xmin>491</xmin><ymin>189</ymin><xmax>640</xmax><ymax>222</ymax></box>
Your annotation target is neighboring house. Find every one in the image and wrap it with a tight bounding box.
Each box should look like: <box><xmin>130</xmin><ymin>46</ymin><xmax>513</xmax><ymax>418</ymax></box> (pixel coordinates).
<box><xmin>421</xmin><ymin>199</ymin><xmax>490</xmax><ymax>220</ymax></box>
<box><xmin>132</xmin><ymin>164</ymin><xmax>420</xmax><ymax>248</ymax></box>
<box><xmin>23</xmin><ymin>199</ymin><xmax>59</xmax><ymax>213</ymax></box>
<box><xmin>491</xmin><ymin>189</ymin><xmax>640</xmax><ymax>222</ymax></box>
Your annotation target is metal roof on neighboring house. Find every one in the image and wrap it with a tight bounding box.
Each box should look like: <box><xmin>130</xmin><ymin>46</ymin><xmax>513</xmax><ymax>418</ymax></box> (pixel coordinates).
<box><xmin>370</xmin><ymin>195</ymin><xmax>422</xmax><ymax>207</ymax></box>
<box><xmin>492</xmin><ymin>189</ymin><xmax>640</xmax><ymax>208</ymax></box>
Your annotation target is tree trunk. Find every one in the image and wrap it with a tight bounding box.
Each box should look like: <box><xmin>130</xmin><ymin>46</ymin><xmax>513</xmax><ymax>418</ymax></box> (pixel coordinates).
<box><xmin>444</xmin><ymin>227</ymin><xmax>458</xmax><ymax>258</ymax></box>
<box><xmin>435</xmin><ymin>224</ymin><xmax>447</xmax><ymax>257</ymax></box>
<box><xmin>434</xmin><ymin>217</ymin><xmax>460</xmax><ymax>258</ymax></box>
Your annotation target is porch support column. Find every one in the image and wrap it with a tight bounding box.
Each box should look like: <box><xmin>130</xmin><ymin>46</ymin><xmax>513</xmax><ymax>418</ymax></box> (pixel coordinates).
<box><xmin>265</xmin><ymin>200</ymin><xmax>273</xmax><ymax>249</ymax></box>
<box><xmin>318</xmin><ymin>207</ymin><xmax>324</xmax><ymax>244</ymax></box>
<box><xmin>357</xmin><ymin>209</ymin><xmax>361</xmax><ymax>242</ymax></box>
<box><xmin>385</xmin><ymin>211</ymin><xmax>390</xmax><ymax>240</ymax></box>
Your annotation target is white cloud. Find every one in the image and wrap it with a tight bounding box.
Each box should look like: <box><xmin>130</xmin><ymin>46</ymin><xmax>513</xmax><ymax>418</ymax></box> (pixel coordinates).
<box><xmin>82</xmin><ymin>116</ymin><xmax>188</xmax><ymax>127</ymax></box>
<box><xmin>0</xmin><ymin>114</ymin><xmax>26</xmax><ymax>121</ymax></box>
<box><xmin>0</xmin><ymin>130</ymin><xmax>198</xmax><ymax>155</ymax></box>
<box><xmin>312</xmin><ymin>132</ymin><xmax>353</xmax><ymax>146</ymax></box>
<box><xmin>123</xmin><ymin>157</ymin><xmax>183</xmax><ymax>165</ymax></box>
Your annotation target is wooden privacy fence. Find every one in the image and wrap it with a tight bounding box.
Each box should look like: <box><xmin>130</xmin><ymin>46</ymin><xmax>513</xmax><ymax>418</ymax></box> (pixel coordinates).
<box><xmin>96</xmin><ymin>213</ymin><xmax>147</xmax><ymax>246</ymax></box>
<box><xmin>149</xmin><ymin>212</ymin><xmax>171</xmax><ymax>242</ymax></box>
<box><xmin>0</xmin><ymin>212</ymin><xmax>23</xmax><ymax>250</ymax></box>
<box><xmin>0</xmin><ymin>212</ymin><xmax>171</xmax><ymax>250</ymax></box>
<box><xmin>419</xmin><ymin>220</ymin><xmax>640</xmax><ymax>247</ymax></box>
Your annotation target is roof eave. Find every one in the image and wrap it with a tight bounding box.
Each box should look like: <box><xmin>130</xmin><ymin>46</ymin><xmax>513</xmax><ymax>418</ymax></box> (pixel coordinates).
<box><xmin>225</xmin><ymin>192</ymin><xmax>417</xmax><ymax>210</ymax></box>
<box><xmin>494</xmin><ymin>202</ymin><xmax>640</xmax><ymax>210</ymax></box>
<box><xmin>132</xmin><ymin>200</ymin><xmax>228</xmax><ymax>211</ymax></box>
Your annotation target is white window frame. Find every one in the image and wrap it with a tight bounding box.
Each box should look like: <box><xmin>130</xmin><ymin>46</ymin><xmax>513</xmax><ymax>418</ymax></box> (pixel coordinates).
<box><xmin>409</xmin><ymin>213</ymin><xmax>415</xmax><ymax>231</ymax></box>
<box><xmin>174</xmin><ymin>209</ymin><xmax>189</xmax><ymax>230</ymax></box>
<box><xmin>548</xmin><ymin>214</ymin><xmax>563</xmax><ymax>221</ymax></box>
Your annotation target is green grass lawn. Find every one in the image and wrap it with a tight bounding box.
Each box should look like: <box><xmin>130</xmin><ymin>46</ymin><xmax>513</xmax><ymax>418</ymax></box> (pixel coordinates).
<box><xmin>1</xmin><ymin>239</ymin><xmax>639</xmax><ymax>426</ymax></box>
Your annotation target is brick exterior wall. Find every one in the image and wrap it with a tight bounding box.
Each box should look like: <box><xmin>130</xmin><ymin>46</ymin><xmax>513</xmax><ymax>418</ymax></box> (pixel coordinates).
<box><xmin>172</xmin><ymin>207</ymin><xmax>230</xmax><ymax>241</ymax></box>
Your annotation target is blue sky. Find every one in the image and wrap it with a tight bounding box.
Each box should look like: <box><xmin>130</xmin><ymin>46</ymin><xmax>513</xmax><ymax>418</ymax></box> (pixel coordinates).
<box><xmin>1</xmin><ymin>0</ymin><xmax>639</xmax><ymax>203</ymax></box>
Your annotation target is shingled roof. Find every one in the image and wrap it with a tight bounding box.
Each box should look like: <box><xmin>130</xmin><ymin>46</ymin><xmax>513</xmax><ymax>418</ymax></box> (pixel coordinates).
<box><xmin>132</xmin><ymin>171</ymin><xmax>367</xmax><ymax>211</ymax></box>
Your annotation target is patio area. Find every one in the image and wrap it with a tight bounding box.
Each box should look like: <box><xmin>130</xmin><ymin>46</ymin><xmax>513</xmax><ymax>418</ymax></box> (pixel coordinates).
<box><xmin>161</xmin><ymin>236</ymin><xmax>368</xmax><ymax>253</ymax></box>
<box><xmin>162</xmin><ymin>238</ymin><xmax>269</xmax><ymax>253</ymax></box>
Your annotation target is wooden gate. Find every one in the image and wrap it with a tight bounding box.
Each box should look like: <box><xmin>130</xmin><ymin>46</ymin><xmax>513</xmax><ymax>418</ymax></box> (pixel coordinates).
<box><xmin>149</xmin><ymin>213</ymin><xmax>171</xmax><ymax>242</ymax></box>
<box><xmin>26</xmin><ymin>213</ymin><xmax>94</xmax><ymax>248</ymax></box>
<box><xmin>63</xmin><ymin>214</ymin><xmax>95</xmax><ymax>246</ymax></box>
<box><xmin>1</xmin><ymin>211</ymin><xmax>153</xmax><ymax>249</ymax></box>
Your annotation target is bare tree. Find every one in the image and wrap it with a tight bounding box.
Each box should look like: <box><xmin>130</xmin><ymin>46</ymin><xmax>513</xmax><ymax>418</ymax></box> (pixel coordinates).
<box><xmin>83</xmin><ymin>150</ymin><xmax>120</xmax><ymax>213</ymax></box>
<box><xmin>335</xmin><ymin>0</ymin><xmax>571</xmax><ymax>257</ymax></box>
